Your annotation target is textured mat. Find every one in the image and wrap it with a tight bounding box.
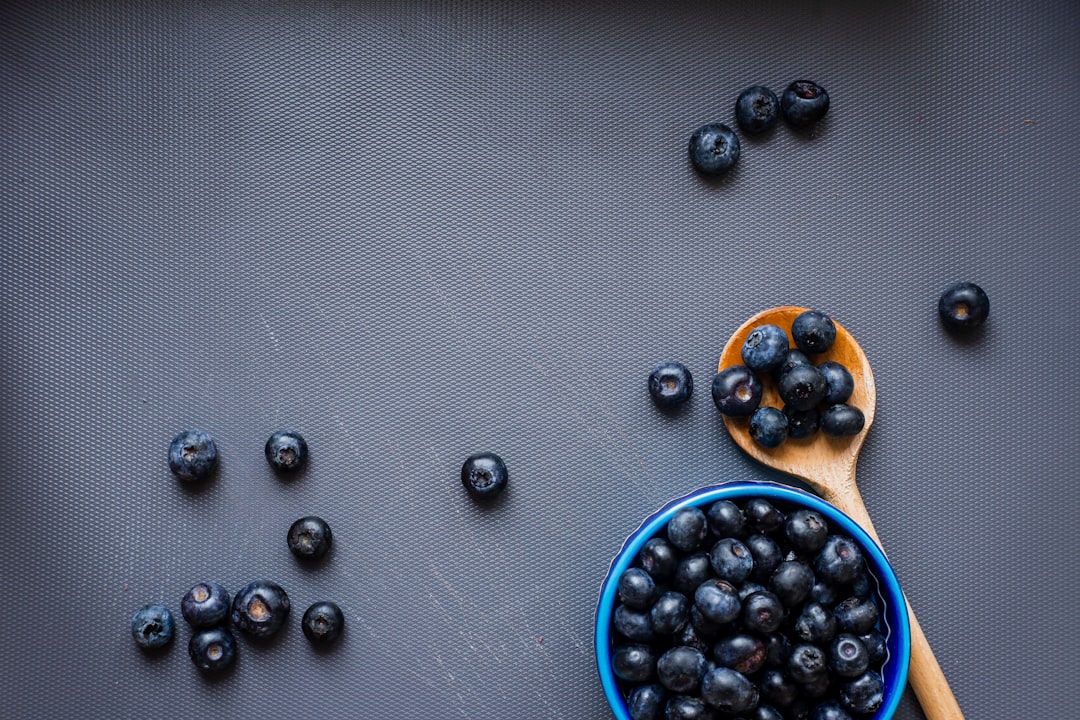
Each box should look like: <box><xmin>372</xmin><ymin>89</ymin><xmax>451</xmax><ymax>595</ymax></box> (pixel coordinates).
<box><xmin>2</xmin><ymin>1</ymin><xmax>1078</xmax><ymax>718</ymax></box>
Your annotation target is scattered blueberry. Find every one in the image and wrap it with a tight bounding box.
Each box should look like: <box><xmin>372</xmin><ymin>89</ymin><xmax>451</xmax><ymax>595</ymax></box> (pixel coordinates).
<box><xmin>287</xmin><ymin>515</ymin><xmax>333</xmax><ymax>561</ymax></box>
<box><xmin>828</xmin><ymin>634</ymin><xmax>870</xmax><ymax>678</ymax></box>
<box><xmin>693</xmin><ymin>578</ymin><xmax>742</xmax><ymax>625</ymax></box>
<box><xmin>667</xmin><ymin>507</ymin><xmax>709</xmax><ymax>552</ymax></box>
<box><xmin>772</xmin><ymin>349</ymin><xmax>812</xmax><ymax>383</ymax></box>
<box><xmin>648</xmin><ymin>361</ymin><xmax>694</xmax><ymax>407</ymax></box>
<box><xmin>839</xmin><ymin>670</ymin><xmax>885</xmax><ymax>715</ymax></box>
<box><xmin>700</xmin><ymin>667</ymin><xmax>759</xmax><ymax>714</ymax></box>
<box><xmin>784</xmin><ymin>406</ymin><xmax>820</xmax><ymax>439</ymax></box>
<box><xmin>650</xmin><ymin>591</ymin><xmax>690</xmax><ymax>635</ymax></box>
<box><xmin>180</xmin><ymin>582</ymin><xmax>231</xmax><ymax>628</ymax></box>
<box><xmin>735</xmin><ymin>85</ymin><xmax>780</xmax><ymax>134</ymax></box>
<box><xmin>858</xmin><ymin>630</ymin><xmax>888</xmax><ymax>665</ymax></box>
<box><xmin>688</xmin><ymin>122</ymin><xmax>741</xmax><ymax>176</ymax></box>
<box><xmin>657</xmin><ymin>646</ymin><xmax>709</xmax><ymax>693</ymax></box>
<box><xmin>460</xmin><ymin>452</ymin><xmax>509</xmax><ymax>502</ymax></box>
<box><xmin>743</xmin><ymin>498</ymin><xmax>785</xmax><ymax>534</ymax></box>
<box><xmin>768</xmin><ymin>560</ymin><xmax>815</xmax><ymax>607</ymax></box>
<box><xmin>302</xmin><ymin>601</ymin><xmax>345</xmax><ymax>646</ymax></box>
<box><xmin>791</xmin><ymin>311</ymin><xmax>836</xmax><ymax>354</ymax></box>
<box><xmin>820</xmin><ymin>404</ymin><xmax>865</xmax><ymax>437</ymax></box>
<box><xmin>628</xmin><ymin>684</ymin><xmax>666</xmax><ymax>720</ymax></box>
<box><xmin>673</xmin><ymin>552</ymin><xmax>714</xmax><ymax>596</ymax></box>
<box><xmin>793</xmin><ymin>601</ymin><xmax>837</xmax><ymax>644</ymax></box>
<box><xmin>749</xmin><ymin>406</ymin><xmax>788</xmax><ymax>448</ymax></box>
<box><xmin>711</xmin><ymin>366</ymin><xmax>763</xmax><ymax>417</ymax></box>
<box><xmin>618</xmin><ymin>567</ymin><xmax>658</xmax><ymax>610</ymax></box>
<box><xmin>708</xmin><ymin>538</ymin><xmax>753</xmax><ymax>584</ymax></box>
<box><xmin>815</xmin><ymin>536</ymin><xmax>864</xmax><ymax>585</ymax></box>
<box><xmin>613</xmin><ymin>644</ymin><xmax>656</xmax><ymax>683</ymax></box>
<box><xmin>265</xmin><ymin>430</ymin><xmax>308</xmax><ymax>473</ymax></box>
<box><xmin>131</xmin><ymin>604</ymin><xmax>175</xmax><ymax>651</ymax></box>
<box><xmin>788</xmin><ymin>643</ymin><xmax>828</xmax><ymax>684</ymax></box>
<box><xmin>615</xmin><ymin>604</ymin><xmax>656</xmax><ymax>643</ymax></box>
<box><xmin>741</xmin><ymin>590</ymin><xmax>786</xmax><ymax>634</ymax></box>
<box><xmin>817</xmin><ymin>362</ymin><xmax>854</xmax><ymax>405</ymax></box>
<box><xmin>778</xmin><ymin>364</ymin><xmax>827</xmax><ymax>412</ymax></box>
<box><xmin>706</xmin><ymin>500</ymin><xmax>746</xmax><ymax>539</ymax></box>
<box><xmin>938</xmin><ymin>281</ymin><xmax>989</xmax><ymax>331</ymax></box>
<box><xmin>231</xmin><ymin>580</ymin><xmax>291</xmax><ymax>639</ymax></box>
<box><xmin>742</xmin><ymin>324</ymin><xmax>790</xmax><ymax>373</ymax></box>
<box><xmin>744</xmin><ymin>533</ymin><xmax>783</xmax><ymax>582</ymax></box>
<box><xmin>833</xmin><ymin>596</ymin><xmax>880</xmax><ymax>635</ymax></box>
<box><xmin>188</xmin><ymin>627</ymin><xmax>236</xmax><ymax>674</ymax></box>
<box><xmin>639</xmin><ymin>537</ymin><xmax>679</xmax><ymax>581</ymax></box>
<box><xmin>781</xmin><ymin>80</ymin><xmax>830</xmax><ymax>127</ymax></box>
<box><xmin>168</xmin><ymin>430</ymin><xmax>218</xmax><ymax>483</ymax></box>
<box><xmin>784</xmin><ymin>509</ymin><xmax>829</xmax><ymax>554</ymax></box>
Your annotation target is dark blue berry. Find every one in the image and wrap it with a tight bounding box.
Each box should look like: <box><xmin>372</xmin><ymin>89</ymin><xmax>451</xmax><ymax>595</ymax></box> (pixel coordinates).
<box><xmin>460</xmin><ymin>452</ymin><xmax>508</xmax><ymax>501</ymax></box>
<box><xmin>745</xmin><ymin>533</ymin><xmax>782</xmax><ymax>582</ymax></box>
<box><xmin>809</xmin><ymin>579</ymin><xmax>843</xmax><ymax>606</ymax></box>
<box><xmin>180</xmin><ymin>582</ymin><xmax>231</xmax><ymax>628</ymax></box>
<box><xmin>265</xmin><ymin>430</ymin><xmax>308</xmax><ymax>473</ymax></box>
<box><xmin>828</xmin><ymin>633</ymin><xmax>870</xmax><ymax>678</ymax></box>
<box><xmin>713</xmin><ymin>633</ymin><xmax>766</xmax><ymax>674</ymax></box>
<box><xmin>787</xmin><ymin>643</ymin><xmax>828</xmax><ymax>684</ymax></box>
<box><xmin>768</xmin><ymin>560</ymin><xmax>814</xmax><ymax>608</ymax></box>
<box><xmin>737</xmin><ymin>581</ymin><xmax>767</xmax><ymax>600</ymax></box>
<box><xmin>131</xmin><ymin>604</ymin><xmax>174</xmax><ymax>650</ymax></box>
<box><xmin>700</xmin><ymin>667</ymin><xmax>759</xmax><ymax>714</ymax></box>
<box><xmin>288</xmin><ymin>515</ymin><xmax>333</xmax><ymax>561</ymax></box>
<box><xmin>664</xmin><ymin>695</ymin><xmax>712</xmax><ymax>720</ymax></box>
<box><xmin>640</xmin><ymin>537</ymin><xmax>679</xmax><ymax>581</ymax></box>
<box><xmin>811</xmin><ymin>699</ymin><xmax>852</xmax><ymax>720</ymax></box>
<box><xmin>749</xmin><ymin>407</ymin><xmax>788</xmax><ymax>449</ymax></box>
<box><xmin>792</xmin><ymin>601</ymin><xmax>837</xmax><ymax>644</ymax></box>
<box><xmin>711</xmin><ymin>366</ymin><xmax>763</xmax><ymax>417</ymax></box>
<box><xmin>673</xmin><ymin>552</ymin><xmax>713</xmax><ymax>596</ymax></box>
<box><xmin>688</xmin><ymin>122</ymin><xmax>741</xmax><ymax>176</ymax></box>
<box><xmin>833</xmin><ymin>596</ymin><xmax>879</xmax><ymax>635</ymax></box>
<box><xmin>302</xmin><ymin>601</ymin><xmax>344</xmax><ymax>646</ymax></box>
<box><xmin>689</xmin><ymin>605</ymin><xmax>726</xmax><ymax>642</ymax></box>
<box><xmin>649</xmin><ymin>361</ymin><xmax>694</xmax><ymax>406</ymax></box>
<box><xmin>618</xmin><ymin>567</ymin><xmax>658</xmax><ymax>610</ymax></box>
<box><xmin>772</xmin><ymin>349</ymin><xmax>812</xmax><ymax>383</ymax></box>
<box><xmin>820</xmin><ymin>404</ymin><xmax>864</xmax><ymax>437</ymax></box>
<box><xmin>708</xmin><ymin>537</ymin><xmax>753</xmax><ymax>584</ymax></box>
<box><xmin>168</xmin><ymin>430</ymin><xmax>218</xmax><ymax>483</ymax></box>
<box><xmin>706</xmin><ymin>500</ymin><xmax>745</xmax><ymax>538</ymax></box>
<box><xmin>188</xmin><ymin>626</ymin><xmax>236</xmax><ymax>674</ymax></box>
<box><xmin>817</xmin><ymin>362</ymin><xmax>854</xmax><ymax>405</ymax></box>
<box><xmin>735</xmin><ymin>85</ymin><xmax>780</xmax><ymax>134</ymax></box>
<box><xmin>758</xmin><ymin>668</ymin><xmax>799</xmax><ymax>707</ymax></box>
<box><xmin>744</xmin><ymin>498</ymin><xmax>785</xmax><ymax>534</ymax></box>
<box><xmin>763</xmin><ymin>631</ymin><xmax>793</xmax><ymax>668</ymax></box>
<box><xmin>693</xmin><ymin>578</ymin><xmax>742</xmax><ymax>625</ymax></box>
<box><xmin>938</xmin><ymin>281</ymin><xmax>989</xmax><ymax>330</ymax></box>
<box><xmin>784</xmin><ymin>406</ymin><xmax>820</xmax><ymax>439</ymax></box>
<box><xmin>814</xmin><ymin>536</ymin><xmax>864</xmax><ymax>585</ymax></box>
<box><xmin>615</xmin><ymin>604</ymin><xmax>656</xmax><ymax>643</ymax></box>
<box><xmin>668</xmin><ymin>507</ymin><xmax>709</xmax><ymax>552</ymax></box>
<box><xmin>613</xmin><ymin>644</ymin><xmax>656</xmax><ymax>683</ymax></box>
<box><xmin>849</xmin><ymin>571</ymin><xmax>873</xmax><ymax>598</ymax></box>
<box><xmin>628</xmin><ymin>684</ymin><xmax>666</xmax><ymax>720</ymax></box>
<box><xmin>800</xmin><ymin>672</ymin><xmax>832</xmax><ymax>699</ymax></box>
<box><xmin>750</xmin><ymin>704</ymin><xmax>785</xmax><ymax>720</ymax></box>
<box><xmin>839</xmin><ymin>670</ymin><xmax>884</xmax><ymax>715</ymax></box>
<box><xmin>791</xmin><ymin>311</ymin><xmax>836</xmax><ymax>354</ymax></box>
<box><xmin>781</xmin><ymin>81</ymin><xmax>830</xmax><ymax>127</ymax></box>
<box><xmin>657</xmin><ymin>646</ymin><xmax>709</xmax><ymax>693</ymax></box>
<box><xmin>650</xmin><ymin>591</ymin><xmax>691</xmax><ymax>635</ymax></box>
<box><xmin>778</xmin><ymin>364</ymin><xmax>827</xmax><ymax>412</ymax></box>
<box><xmin>742</xmin><ymin>324</ymin><xmax>790</xmax><ymax>372</ymax></box>
<box><xmin>741</xmin><ymin>590</ymin><xmax>785</xmax><ymax>634</ymax></box>
<box><xmin>784</xmin><ymin>509</ymin><xmax>830</xmax><ymax>554</ymax></box>
<box><xmin>231</xmin><ymin>580</ymin><xmax>291</xmax><ymax>638</ymax></box>
<box><xmin>858</xmin><ymin>630</ymin><xmax>888</xmax><ymax>665</ymax></box>
<box><xmin>674</xmin><ymin>617</ymin><xmax>712</xmax><ymax>654</ymax></box>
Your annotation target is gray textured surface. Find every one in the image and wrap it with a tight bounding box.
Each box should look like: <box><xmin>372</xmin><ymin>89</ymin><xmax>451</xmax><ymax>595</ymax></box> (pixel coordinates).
<box><xmin>1</xmin><ymin>1</ymin><xmax>1078</xmax><ymax>718</ymax></box>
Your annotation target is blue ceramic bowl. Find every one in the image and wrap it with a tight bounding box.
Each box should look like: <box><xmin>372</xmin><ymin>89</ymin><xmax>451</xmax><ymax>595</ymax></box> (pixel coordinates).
<box><xmin>595</xmin><ymin>481</ymin><xmax>911</xmax><ymax>719</ymax></box>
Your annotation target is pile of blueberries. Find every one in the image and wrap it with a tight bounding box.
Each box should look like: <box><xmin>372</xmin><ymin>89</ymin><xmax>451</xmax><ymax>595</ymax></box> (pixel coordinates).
<box><xmin>129</xmin><ymin>430</ymin><xmax>344</xmax><ymax>675</ymax></box>
<box><xmin>713</xmin><ymin>310</ymin><xmax>865</xmax><ymax>449</ymax></box>
<box><xmin>688</xmin><ymin>81</ymin><xmax>830</xmax><ymax>177</ymax></box>
<box><xmin>610</xmin><ymin>497</ymin><xmax>890</xmax><ymax>720</ymax></box>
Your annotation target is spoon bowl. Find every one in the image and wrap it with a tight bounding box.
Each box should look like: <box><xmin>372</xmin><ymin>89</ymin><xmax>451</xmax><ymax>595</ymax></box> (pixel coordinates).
<box><xmin>718</xmin><ymin>306</ymin><xmax>966</xmax><ymax>720</ymax></box>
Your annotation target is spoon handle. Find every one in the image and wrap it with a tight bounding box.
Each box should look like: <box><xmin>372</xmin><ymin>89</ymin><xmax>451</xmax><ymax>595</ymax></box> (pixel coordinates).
<box><xmin>823</xmin><ymin>483</ymin><xmax>966</xmax><ymax>720</ymax></box>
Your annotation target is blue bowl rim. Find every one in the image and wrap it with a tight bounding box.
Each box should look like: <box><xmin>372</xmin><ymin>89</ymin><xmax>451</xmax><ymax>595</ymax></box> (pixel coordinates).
<box><xmin>594</xmin><ymin>480</ymin><xmax>911</xmax><ymax>720</ymax></box>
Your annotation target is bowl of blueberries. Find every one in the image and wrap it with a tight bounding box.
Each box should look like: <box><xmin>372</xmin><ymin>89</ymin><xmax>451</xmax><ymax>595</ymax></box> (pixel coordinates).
<box><xmin>595</xmin><ymin>481</ymin><xmax>911</xmax><ymax>720</ymax></box>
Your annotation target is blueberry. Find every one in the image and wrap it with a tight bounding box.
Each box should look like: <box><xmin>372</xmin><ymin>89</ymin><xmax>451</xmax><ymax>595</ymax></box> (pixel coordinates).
<box><xmin>809</xmin><ymin>579</ymin><xmax>844</xmax><ymax>606</ymax></box>
<box><xmin>650</xmin><ymin>591</ymin><xmax>691</xmax><ymax>636</ymax></box>
<box><xmin>748</xmin><ymin>407</ymin><xmax>788</xmax><ymax>449</ymax></box>
<box><xmin>712</xmin><ymin>633</ymin><xmax>766</xmax><ymax>674</ymax></box>
<box><xmin>741</xmin><ymin>324</ymin><xmax>790</xmax><ymax>373</ymax></box>
<box><xmin>858</xmin><ymin>630</ymin><xmax>888</xmax><ymax>665</ymax></box>
<box><xmin>772</xmin><ymin>349</ymin><xmax>812</xmax><ymax>383</ymax></box>
<box><xmin>628</xmin><ymin>684</ymin><xmax>666</xmax><ymax>720</ymax></box>
<box><xmin>689</xmin><ymin>605</ymin><xmax>726</xmax><ymax>642</ymax></box>
<box><xmin>817</xmin><ymin>362</ymin><xmax>854</xmax><ymax>405</ymax></box>
<box><xmin>231</xmin><ymin>580</ymin><xmax>291</xmax><ymax>638</ymax></box>
<box><xmin>735</xmin><ymin>85</ymin><xmax>780</xmax><ymax>134</ymax></box>
<box><xmin>791</xmin><ymin>311</ymin><xmax>836</xmax><ymax>354</ymax></box>
<box><xmin>668</xmin><ymin>507</ymin><xmax>709</xmax><ymax>552</ymax></box>
<box><xmin>781</xmin><ymin>80</ymin><xmax>830</xmax><ymax>127</ymax></box>
<box><xmin>711</xmin><ymin>366</ymin><xmax>763</xmax><ymax>418</ymax></box>
<box><xmin>828</xmin><ymin>633</ymin><xmax>870</xmax><ymax>678</ymax></box>
<box><xmin>741</xmin><ymin>590</ymin><xmax>785</xmax><ymax>634</ymax></box>
<box><xmin>768</xmin><ymin>560</ymin><xmax>814</xmax><ymax>607</ymax></box>
<box><xmin>708</xmin><ymin>537</ymin><xmax>753</xmax><ymax>584</ymax></box>
<box><xmin>763</xmin><ymin>631</ymin><xmax>793</xmax><ymax>668</ymax></box>
<box><xmin>848</xmin><ymin>571</ymin><xmax>873</xmax><ymax>598</ymax></box>
<box><xmin>737</xmin><ymin>581</ymin><xmax>767</xmax><ymax>601</ymax></box>
<box><xmin>664</xmin><ymin>695</ymin><xmax>713</xmax><ymax>720</ymax></box>
<box><xmin>130</xmin><ymin>604</ymin><xmax>174</xmax><ymax>651</ymax></box>
<box><xmin>615</xmin><ymin>603</ymin><xmax>656</xmax><ymax>643</ymax></box>
<box><xmin>180</xmin><ymin>582</ymin><xmax>231</xmax><ymax>628</ymax></box>
<box><xmin>783</xmin><ymin>406</ymin><xmax>821</xmax><ymax>439</ymax></box>
<box><xmin>777</xmin><ymin>364</ymin><xmax>827</xmax><ymax>412</ymax></box>
<box><xmin>693</xmin><ymin>578</ymin><xmax>742</xmax><ymax>625</ymax></box>
<box><xmin>758</xmin><ymin>668</ymin><xmax>799</xmax><ymax>707</ymax></box>
<box><xmin>800</xmin><ymin>672</ymin><xmax>832</xmax><ymax>699</ymax></box>
<box><xmin>752</xmin><ymin>705</ymin><xmax>786</xmax><ymax>720</ymax></box>
<box><xmin>613</xmin><ymin>643</ymin><xmax>656</xmax><ymax>682</ymax></box>
<box><xmin>839</xmin><ymin>670</ymin><xmax>884</xmax><ymax>715</ymax></box>
<box><xmin>301</xmin><ymin>601</ymin><xmax>345</xmax><ymax>646</ymax></box>
<box><xmin>833</xmin><ymin>596</ymin><xmax>880</xmax><ymax>635</ymax></box>
<box><xmin>787</xmin><ymin>643</ymin><xmax>828</xmax><ymax>684</ymax></box>
<box><xmin>792</xmin><ymin>601</ymin><xmax>837</xmax><ymax>644</ymax></box>
<box><xmin>700</xmin><ymin>667</ymin><xmax>759</xmax><ymax>713</ymax></box>
<box><xmin>743</xmin><ymin>498</ymin><xmax>785</xmax><ymax>534</ymax></box>
<box><xmin>673</xmin><ymin>552</ymin><xmax>714</xmax><ymax>596</ymax></box>
<box><xmin>811</xmin><ymin>700</ymin><xmax>852</xmax><ymax>720</ymax></box>
<box><xmin>168</xmin><ymin>430</ymin><xmax>218</xmax><ymax>483</ymax></box>
<box><xmin>287</xmin><ymin>515</ymin><xmax>333</xmax><ymax>561</ymax></box>
<box><xmin>649</xmin><ymin>361</ymin><xmax>694</xmax><ymax>407</ymax></box>
<box><xmin>706</xmin><ymin>500</ymin><xmax>746</xmax><ymax>538</ymax></box>
<box><xmin>744</xmin><ymin>533</ymin><xmax>782</xmax><ymax>582</ymax></box>
<box><xmin>938</xmin><ymin>281</ymin><xmax>989</xmax><ymax>330</ymax></box>
<box><xmin>657</xmin><ymin>646</ymin><xmax>709</xmax><ymax>693</ymax></box>
<box><xmin>674</xmin><ymin>616</ymin><xmax>712</xmax><ymax>654</ymax></box>
<box><xmin>188</xmin><ymin>627</ymin><xmax>236</xmax><ymax>674</ymax></box>
<box><xmin>814</xmin><ymin>536</ymin><xmax>864</xmax><ymax>585</ymax></box>
<box><xmin>460</xmin><ymin>452</ymin><xmax>508</xmax><ymax>501</ymax></box>
<box><xmin>265</xmin><ymin>430</ymin><xmax>308</xmax><ymax>473</ymax></box>
<box><xmin>618</xmin><ymin>567</ymin><xmax>658</xmax><ymax>610</ymax></box>
<box><xmin>640</xmin><ymin>537</ymin><xmax>679</xmax><ymax>581</ymax></box>
<box><xmin>819</xmin><ymin>404</ymin><xmax>865</xmax><ymax>437</ymax></box>
<box><xmin>784</xmin><ymin>509</ymin><xmax>830</xmax><ymax>554</ymax></box>
<box><xmin>688</xmin><ymin>122</ymin><xmax>741</xmax><ymax>176</ymax></box>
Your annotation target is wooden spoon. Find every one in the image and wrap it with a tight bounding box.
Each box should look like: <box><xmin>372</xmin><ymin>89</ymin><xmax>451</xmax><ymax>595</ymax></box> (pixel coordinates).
<box><xmin>718</xmin><ymin>306</ymin><xmax>965</xmax><ymax>720</ymax></box>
